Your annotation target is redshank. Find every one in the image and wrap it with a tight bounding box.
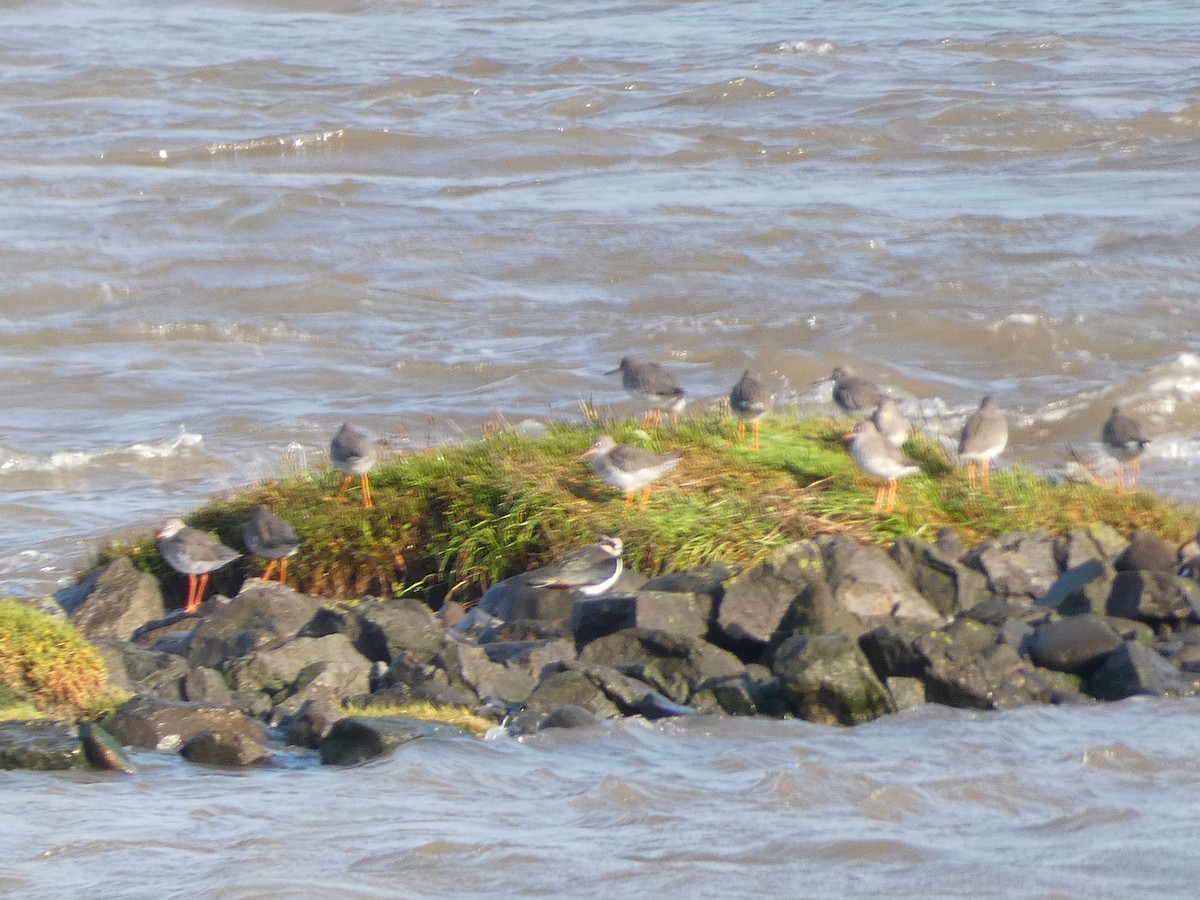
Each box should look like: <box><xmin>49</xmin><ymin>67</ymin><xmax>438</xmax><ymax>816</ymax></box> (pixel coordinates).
<box><xmin>817</xmin><ymin>366</ymin><xmax>885</xmax><ymax>414</ymax></box>
<box><xmin>607</xmin><ymin>357</ymin><xmax>686</xmax><ymax>428</ymax></box>
<box><xmin>243</xmin><ymin>504</ymin><xmax>300</xmax><ymax>585</ymax></box>
<box><xmin>157</xmin><ymin>519</ymin><xmax>241</xmax><ymax>614</ymax></box>
<box><xmin>958</xmin><ymin>395</ymin><xmax>1008</xmax><ymax>488</ymax></box>
<box><xmin>846</xmin><ymin>419</ymin><xmax>920</xmax><ymax>513</ymax></box>
<box><xmin>730</xmin><ymin>369</ymin><xmax>771</xmax><ymax>451</ymax></box>
<box><xmin>582</xmin><ymin>434</ymin><xmax>683</xmax><ymax>509</ymax></box>
<box><xmin>1102</xmin><ymin>405</ymin><xmax>1150</xmax><ymax>494</ymax></box>
<box><xmin>871</xmin><ymin>396</ymin><xmax>912</xmax><ymax>448</ymax></box>
<box><xmin>329</xmin><ymin>423</ymin><xmax>376</xmax><ymax>509</ymax></box>
<box><xmin>525</xmin><ymin>536</ymin><xmax>624</xmax><ymax>595</ymax></box>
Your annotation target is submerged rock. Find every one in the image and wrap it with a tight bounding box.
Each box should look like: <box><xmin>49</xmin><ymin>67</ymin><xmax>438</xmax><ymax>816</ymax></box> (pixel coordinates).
<box><xmin>79</xmin><ymin>721</ymin><xmax>138</xmax><ymax>774</ymax></box>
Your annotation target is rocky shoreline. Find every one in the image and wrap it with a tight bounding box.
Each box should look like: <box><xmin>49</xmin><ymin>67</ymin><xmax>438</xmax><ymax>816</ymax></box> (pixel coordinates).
<box><xmin>4</xmin><ymin>521</ymin><xmax>1200</xmax><ymax>772</ymax></box>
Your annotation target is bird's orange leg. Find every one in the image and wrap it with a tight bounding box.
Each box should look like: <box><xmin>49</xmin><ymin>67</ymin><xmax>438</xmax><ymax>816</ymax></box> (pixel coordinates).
<box><xmin>873</xmin><ymin>483</ymin><xmax>887</xmax><ymax>511</ymax></box>
<box><xmin>752</xmin><ymin>420</ymin><xmax>761</xmax><ymax>452</ymax></box>
<box><xmin>737</xmin><ymin>420</ymin><xmax>746</xmax><ymax>444</ymax></box>
<box><xmin>981</xmin><ymin>458</ymin><xmax>991</xmax><ymax>488</ymax></box>
<box><xmin>278</xmin><ymin>558</ymin><xmax>288</xmax><ymax>584</ymax></box>
<box><xmin>624</xmin><ymin>490</ymin><xmax>635</xmax><ymax>508</ymax></box>
<box><xmin>261</xmin><ymin>559</ymin><xmax>278</xmax><ymax>582</ymax></box>
<box><xmin>361</xmin><ymin>473</ymin><xmax>374</xmax><ymax>509</ymax></box>
<box><xmin>640</xmin><ymin>485</ymin><xmax>653</xmax><ymax>510</ymax></box>
<box><xmin>184</xmin><ymin>575</ymin><xmax>198</xmax><ymax>613</ymax></box>
<box><xmin>1115</xmin><ymin>462</ymin><xmax>1126</xmax><ymax>494</ymax></box>
<box><xmin>967</xmin><ymin>461</ymin><xmax>977</xmax><ymax>489</ymax></box>
<box><xmin>334</xmin><ymin>474</ymin><xmax>353</xmax><ymax>501</ymax></box>
<box><xmin>1129</xmin><ymin>460</ymin><xmax>1141</xmax><ymax>493</ymax></box>
<box><xmin>886</xmin><ymin>479</ymin><xmax>899</xmax><ymax>513</ymax></box>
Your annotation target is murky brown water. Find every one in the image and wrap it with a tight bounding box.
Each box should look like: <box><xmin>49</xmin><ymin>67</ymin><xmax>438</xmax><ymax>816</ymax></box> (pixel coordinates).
<box><xmin>2</xmin><ymin>1</ymin><xmax>1200</xmax><ymax>893</ymax></box>
<box><xmin>5</xmin><ymin>701</ymin><xmax>1199</xmax><ymax>898</ymax></box>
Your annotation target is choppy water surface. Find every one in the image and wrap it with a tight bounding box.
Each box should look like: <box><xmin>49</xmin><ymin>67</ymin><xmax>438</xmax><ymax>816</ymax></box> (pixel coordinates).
<box><xmin>4</xmin><ymin>701</ymin><xmax>1199</xmax><ymax>898</ymax></box>
<box><xmin>3</xmin><ymin>0</ymin><xmax>1200</xmax><ymax>592</ymax></box>
<box><xmin>3</xmin><ymin>1</ymin><xmax>1200</xmax><ymax>892</ymax></box>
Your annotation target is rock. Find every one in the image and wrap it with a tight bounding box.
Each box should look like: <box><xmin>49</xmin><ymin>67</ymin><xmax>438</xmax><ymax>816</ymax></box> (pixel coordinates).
<box><xmin>1038</xmin><ymin>559</ymin><xmax>1115</xmax><ymax>615</ymax></box>
<box><xmin>354</xmin><ymin>598</ymin><xmax>445</xmax><ymax>665</ymax></box>
<box><xmin>0</xmin><ymin>721</ymin><xmax>85</xmax><ymax>771</ymax></box>
<box><xmin>182</xmin><ymin>666</ymin><xmax>233</xmax><ymax>705</ymax></box>
<box><xmin>858</xmin><ymin>621</ymin><xmax>936</xmax><ymax>680</ymax></box>
<box><xmin>570</xmin><ymin>590</ymin><xmax>708</xmax><ymax>645</ymax></box>
<box><xmin>225</xmin><ymin>633</ymin><xmax>371</xmax><ymax>699</ymax></box>
<box><xmin>560</xmin><ymin>660</ymin><xmax>693</xmax><ymax>719</ymax></box>
<box><xmin>537</xmin><ymin>704</ymin><xmax>602</xmax><ymax>730</ymax></box>
<box><xmin>935</xmin><ymin>527</ymin><xmax>967</xmax><ymax>560</ymax></box>
<box><xmin>1087</xmin><ymin>642</ymin><xmax>1200</xmax><ymax>700</ymax></box>
<box><xmin>68</xmin><ymin>557</ymin><xmax>165</xmax><ymax>641</ymax></box>
<box><xmin>281</xmin><ymin>697</ymin><xmax>345</xmax><ymax>749</ymax></box>
<box><xmin>186</xmin><ymin>586</ymin><xmax>322</xmax><ymax>671</ymax></box>
<box><xmin>890</xmin><ymin>536</ymin><xmax>989</xmax><ymax>617</ymax></box>
<box><xmin>318</xmin><ymin>716</ymin><xmax>474</xmax><ymax>766</ymax></box>
<box><xmin>180</xmin><ymin>729</ymin><xmax>269</xmax><ymax>767</ymax></box>
<box><xmin>521</xmin><ymin>667</ymin><xmax>622</xmax><ymax>720</ymax></box>
<box><xmin>577</xmin><ymin>628</ymin><xmax>744</xmax><ymax>703</ymax></box>
<box><xmin>1029</xmin><ymin>615</ymin><xmax>1122</xmax><ymax>674</ymax></box>
<box><xmin>1114</xmin><ymin>529</ymin><xmax>1178</xmax><ymax>572</ymax></box>
<box><xmin>1056</xmin><ymin>524</ymin><xmax>1128</xmax><ymax>571</ymax></box>
<box><xmin>1106</xmin><ymin>571</ymin><xmax>1200</xmax><ymax>625</ymax></box>
<box><xmin>92</xmin><ymin>640</ymin><xmax>191</xmax><ymax>700</ymax></box>
<box><xmin>79</xmin><ymin>722</ymin><xmax>138</xmax><ymax>774</ymax></box>
<box><xmin>482</xmin><ymin>638</ymin><xmax>576</xmax><ymax>682</ymax></box>
<box><xmin>438</xmin><ymin>641</ymin><xmax>537</xmax><ymax>705</ymax></box>
<box><xmin>817</xmin><ymin>534</ymin><xmax>944</xmax><ymax>624</ymax></box>
<box><xmin>915</xmin><ymin>621</ymin><xmax>1053</xmax><ymax>710</ymax></box>
<box><xmin>885</xmin><ymin>676</ymin><xmax>926</xmax><ymax>710</ymax></box>
<box><xmin>772</xmin><ymin>633</ymin><xmax>896</xmax><ymax>726</ymax></box>
<box><xmin>963</xmin><ymin>531</ymin><xmax>1060</xmax><ymax>604</ymax></box>
<box><xmin>640</xmin><ymin>562</ymin><xmax>730</xmax><ymax>624</ymax></box>
<box><xmin>717</xmin><ymin>540</ymin><xmax>824</xmax><ymax>646</ymax></box>
<box><xmin>692</xmin><ymin>670</ymin><xmax>787</xmax><ymax>717</ymax></box>
<box><xmin>106</xmin><ymin>695</ymin><xmax>268</xmax><ymax>752</ymax></box>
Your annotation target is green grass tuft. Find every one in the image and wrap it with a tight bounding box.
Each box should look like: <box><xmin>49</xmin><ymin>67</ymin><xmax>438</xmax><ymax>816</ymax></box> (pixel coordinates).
<box><xmin>91</xmin><ymin>412</ymin><xmax>1197</xmax><ymax>611</ymax></box>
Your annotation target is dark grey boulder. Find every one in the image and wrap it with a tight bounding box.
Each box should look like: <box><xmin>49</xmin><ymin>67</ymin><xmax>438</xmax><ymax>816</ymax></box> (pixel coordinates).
<box><xmin>482</xmin><ymin>638</ymin><xmax>576</xmax><ymax>681</ymax></box>
<box><xmin>772</xmin><ymin>632</ymin><xmax>896</xmax><ymax>726</ymax></box>
<box><xmin>817</xmin><ymin>534</ymin><xmax>944</xmax><ymax>624</ymax></box>
<box><xmin>1114</xmin><ymin>529</ymin><xmax>1178</xmax><ymax>573</ymax></box>
<box><xmin>1087</xmin><ymin>642</ymin><xmax>1200</xmax><ymax>700</ymax></box>
<box><xmin>640</xmin><ymin>562</ymin><xmax>730</xmax><ymax>625</ymax></box>
<box><xmin>521</xmin><ymin>667</ymin><xmax>622</xmax><ymax>720</ymax></box>
<box><xmin>570</xmin><ymin>590</ymin><xmax>708</xmax><ymax>645</ymax></box>
<box><xmin>180</xmin><ymin>729</ymin><xmax>269</xmax><ymax>767</ymax></box>
<box><xmin>69</xmin><ymin>556</ymin><xmax>166</xmax><ymax>641</ymax></box>
<box><xmin>0</xmin><ymin>721</ymin><xmax>86</xmax><ymax>771</ymax></box>
<box><xmin>1106</xmin><ymin>571</ymin><xmax>1200</xmax><ymax>625</ymax></box>
<box><xmin>225</xmin><ymin>633</ymin><xmax>371</xmax><ymax>699</ymax></box>
<box><xmin>182</xmin><ymin>666</ymin><xmax>233</xmax><ymax>705</ymax></box>
<box><xmin>963</xmin><ymin>531</ymin><xmax>1060</xmax><ymax>604</ymax></box>
<box><xmin>438</xmin><ymin>640</ymin><xmax>537</xmax><ymax>705</ymax></box>
<box><xmin>537</xmin><ymin>704</ymin><xmax>602</xmax><ymax>730</ymax></box>
<box><xmin>717</xmin><ymin>541</ymin><xmax>824</xmax><ymax>646</ymax></box>
<box><xmin>318</xmin><ymin>716</ymin><xmax>475</xmax><ymax>766</ymax></box>
<box><xmin>1038</xmin><ymin>559</ymin><xmax>1116</xmax><ymax>615</ymax></box>
<box><xmin>914</xmin><ymin>620</ymin><xmax>1068</xmax><ymax>710</ymax></box>
<box><xmin>577</xmin><ymin>627</ymin><xmax>744</xmax><ymax>703</ymax></box>
<box><xmin>186</xmin><ymin>585</ymin><xmax>322</xmax><ymax>671</ymax></box>
<box><xmin>1055</xmin><ymin>524</ymin><xmax>1128</xmax><ymax>571</ymax></box>
<box><xmin>770</xmin><ymin>578</ymin><xmax>863</xmax><ymax>646</ymax></box>
<box><xmin>692</xmin><ymin>669</ymin><xmax>786</xmax><ymax>717</ymax></box>
<box><xmin>890</xmin><ymin>536</ymin><xmax>988</xmax><ymax>618</ymax></box>
<box><xmin>354</xmin><ymin>597</ymin><xmax>445</xmax><ymax>665</ymax></box>
<box><xmin>92</xmin><ymin>640</ymin><xmax>190</xmax><ymax>700</ymax></box>
<box><xmin>1029</xmin><ymin>615</ymin><xmax>1122</xmax><ymax>674</ymax></box>
<box><xmin>556</xmin><ymin>660</ymin><xmax>693</xmax><ymax>719</ymax></box>
<box><xmin>281</xmin><ymin>697</ymin><xmax>345</xmax><ymax>749</ymax></box>
<box><xmin>106</xmin><ymin>695</ymin><xmax>268</xmax><ymax>752</ymax></box>
<box><xmin>935</xmin><ymin>527</ymin><xmax>968</xmax><ymax>560</ymax></box>
<box><xmin>858</xmin><ymin>621</ymin><xmax>935</xmax><ymax>681</ymax></box>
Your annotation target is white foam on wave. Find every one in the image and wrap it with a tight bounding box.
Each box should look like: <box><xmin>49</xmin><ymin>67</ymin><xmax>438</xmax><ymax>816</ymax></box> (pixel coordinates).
<box><xmin>774</xmin><ymin>40</ymin><xmax>836</xmax><ymax>55</ymax></box>
<box><xmin>0</xmin><ymin>431</ymin><xmax>203</xmax><ymax>473</ymax></box>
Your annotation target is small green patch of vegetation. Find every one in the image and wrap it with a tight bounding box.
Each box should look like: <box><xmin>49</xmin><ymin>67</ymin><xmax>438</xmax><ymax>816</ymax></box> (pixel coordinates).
<box><xmin>0</xmin><ymin>601</ymin><xmax>108</xmax><ymax>715</ymax></box>
<box><xmin>91</xmin><ymin>413</ymin><xmax>1196</xmax><ymax>610</ymax></box>
<box><xmin>349</xmin><ymin>700</ymin><xmax>496</xmax><ymax>736</ymax></box>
